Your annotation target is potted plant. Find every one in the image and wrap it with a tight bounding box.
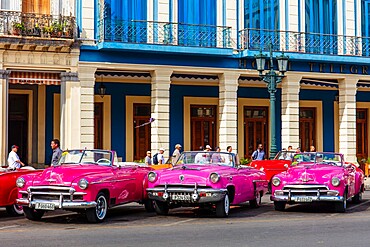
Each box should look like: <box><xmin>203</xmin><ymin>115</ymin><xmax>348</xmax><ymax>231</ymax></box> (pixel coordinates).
<box><xmin>51</xmin><ymin>22</ymin><xmax>64</xmax><ymax>37</ymax></box>
<box><xmin>12</xmin><ymin>22</ymin><xmax>25</xmax><ymax>35</ymax></box>
<box><xmin>42</xmin><ymin>26</ymin><xmax>53</xmax><ymax>37</ymax></box>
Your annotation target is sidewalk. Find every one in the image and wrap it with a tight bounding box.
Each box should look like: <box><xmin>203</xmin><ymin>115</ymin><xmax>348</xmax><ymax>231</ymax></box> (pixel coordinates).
<box><xmin>365</xmin><ymin>177</ymin><xmax>370</xmax><ymax>190</ymax></box>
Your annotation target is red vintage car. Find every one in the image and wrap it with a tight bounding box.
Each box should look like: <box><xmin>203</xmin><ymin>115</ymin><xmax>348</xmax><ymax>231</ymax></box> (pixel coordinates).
<box><xmin>249</xmin><ymin>151</ymin><xmax>296</xmax><ymax>191</ymax></box>
<box><xmin>17</xmin><ymin>149</ymin><xmax>154</xmax><ymax>223</ymax></box>
<box><xmin>0</xmin><ymin>167</ymin><xmax>42</xmax><ymax>216</ymax></box>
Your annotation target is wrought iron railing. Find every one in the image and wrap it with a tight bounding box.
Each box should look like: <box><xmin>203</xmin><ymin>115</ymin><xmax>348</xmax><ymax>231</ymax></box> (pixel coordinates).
<box><xmin>239</xmin><ymin>28</ymin><xmax>370</xmax><ymax>57</ymax></box>
<box><xmin>0</xmin><ymin>10</ymin><xmax>76</xmax><ymax>39</ymax></box>
<box><xmin>98</xmin><ymin>19</ymin><xmax>232</xmax><ymax>48</ymax></box>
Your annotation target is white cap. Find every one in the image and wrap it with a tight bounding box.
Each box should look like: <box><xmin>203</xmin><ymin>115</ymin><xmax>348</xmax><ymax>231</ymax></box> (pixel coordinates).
<box><xmin>159</xmin><ymin>147</ymin><xmax>165</xmax><ymax>151</ymax></box>
<box><xmin>206</xmin><ymin>145</ymin><xmax>212</xmax><ymax>149</ymax></box>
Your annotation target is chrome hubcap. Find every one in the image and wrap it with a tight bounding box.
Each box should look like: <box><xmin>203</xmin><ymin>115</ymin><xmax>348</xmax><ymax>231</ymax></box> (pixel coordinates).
<box><xmin>96</xmin><ymin>196</ymin><xmax>107</xmax><ymax>220</ymax></box>
<box><xmin>224</xmin><ymin>195</ymin><xmax>229</xmax><ymax>214</ymax></box>
<box><xmin>13</xmin><ymin>204</ymin><xmax>23</xmax><ymax>215</ymax></box>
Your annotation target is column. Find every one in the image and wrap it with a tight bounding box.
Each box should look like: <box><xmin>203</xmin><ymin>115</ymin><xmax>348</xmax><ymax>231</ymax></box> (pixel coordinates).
<box><xmin>150</xmin><ymin>69</ymin><xmax>172</xmax><ymax>158</ymax></box>
<box><xmin>281</xmin><ymin>74</ymin><xmax>301</xmax><ymax>150</ymax></box>
<box><xmin>338</xmin><ymin>78</ymin><xmax>358</xmax><ymax>163</ymax></box>
<box><xmin>0</xmin><ymin>70</ymin><xmax>10</xmax><ymax>165</ymax></box>
<box><xmin>219</xmin><ymin>72</ymin><xmax>239</xmax><ymax>153</ymax></box>
<box><xmin>60</xmin><ymin>72</ymin><xmax>81</xmax><ymax>150</ymax></box>
<box><xmin>79</xmin><ymin>67</ymin><xmax>97</xmax><ymax>149</ymax></box>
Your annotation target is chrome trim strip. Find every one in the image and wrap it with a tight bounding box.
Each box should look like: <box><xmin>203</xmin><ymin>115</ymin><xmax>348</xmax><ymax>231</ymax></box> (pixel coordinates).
<box><xmin>252</xmin><ymin>179</ymin><xmax>269</xmax><ymax>183</ymax></box>
<box><xmin>147</xmin><ymin>187</ymin><xmax>227</xmax><ymax>193</ymax></box>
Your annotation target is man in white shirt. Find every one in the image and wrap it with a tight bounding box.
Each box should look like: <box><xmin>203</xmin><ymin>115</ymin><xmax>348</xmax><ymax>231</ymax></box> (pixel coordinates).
<box><xmin>7</xmin><ymin>145</ymin><xmax>25</xmax><ymax>170</ymax></box>
<box><xmin>172</xmin><ymin>144</ymin><xmax>182</xmax><ymax>165</ymax></box>
<box><xmin>157</xmin><ymin>148</ymin><xmax>166</xmax><ymax>165</ymax></box>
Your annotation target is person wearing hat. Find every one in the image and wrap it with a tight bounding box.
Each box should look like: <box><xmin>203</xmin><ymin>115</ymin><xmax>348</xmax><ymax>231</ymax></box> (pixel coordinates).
<box><xmin>205</xmin><ymin>145</ymin><xmax>212</xmax><ymax>151</ymax></box>
<box><xmin>157</xmin><ymin>148</ymin><xmax>166</xmax><ymax>165</ymax></box>
<box><xmin>172</xmin><ymin>144</ymin><xmax>182</xmax><ymax>165</ymax></box>
<box><xmin>145</xmin><ymin>151</ymin><xmax>152</xmax><ymax>166</ymax></box>
<box><xmin>7</xmin><ymin>145</ymin><xmax>25</xmax><ymax>170</ymax></box>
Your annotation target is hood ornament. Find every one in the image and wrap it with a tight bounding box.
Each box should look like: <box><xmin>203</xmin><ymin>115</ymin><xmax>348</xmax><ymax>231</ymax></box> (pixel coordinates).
<box><xmin>179</xmin><ymin>175</ymin><xmax>185</xmax><ymax>181</ymax></box>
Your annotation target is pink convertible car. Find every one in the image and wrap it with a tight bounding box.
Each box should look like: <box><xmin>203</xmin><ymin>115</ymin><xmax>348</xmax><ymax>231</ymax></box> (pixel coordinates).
<box><xmin>270</xmin><ymin>152</ymin><xmax>364</xmax><ymax>212</ymax></box>
<box><xmin>16</xmin><ymin>149</ymin><xmax>153</xmax><ymax>223</ymax></box>
<box><xmin>146</xmin><ymin>151</ymin><xmax>268</xmax><ymax>217</ymax></box>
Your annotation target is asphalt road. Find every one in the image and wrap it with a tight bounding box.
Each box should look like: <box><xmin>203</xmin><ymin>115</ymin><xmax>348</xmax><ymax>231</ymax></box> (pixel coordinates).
<box><xmin>1</xmin><ymin>192</ymin><xmax>370</xmax><ymax>247</ymax></box>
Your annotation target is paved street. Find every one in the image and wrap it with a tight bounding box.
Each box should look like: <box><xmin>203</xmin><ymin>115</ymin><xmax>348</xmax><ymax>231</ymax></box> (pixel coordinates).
<box><xmin>1</xmin><ymin>191</ymin><xmax>370</xmax><ymax>247</ymax></box>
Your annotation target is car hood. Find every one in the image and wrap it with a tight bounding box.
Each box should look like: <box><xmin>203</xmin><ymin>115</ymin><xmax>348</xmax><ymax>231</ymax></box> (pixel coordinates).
<box><xmin>280</xmin><ymin>164</ymin><xmax>345</xmax><ymax>184</ymax></box>
<box><xmin>154</xmin><ymin>164</ymin><xmax>233</xmax><ymax>186</ymax></box>
<box><xmin>251</xmin><ymin>159</ymin><xmax>291</xmax><ymax>170</ymax></box>
<box><xmin>31</xmin><ymin>164</ymin><xmax>113</xmax><ymax>187</ymax></box>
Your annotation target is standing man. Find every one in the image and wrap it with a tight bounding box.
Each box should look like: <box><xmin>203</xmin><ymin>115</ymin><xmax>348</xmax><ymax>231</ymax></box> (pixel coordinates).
<box><xmin>144</xmin><ymin>151</ymin><xmax>152</xmax><ymax>165</ymax></box>
<box><xmin>157</xmin><ymin>148</ymin><xmax>166</xmax><ymax>165</ymax></box>
<box><xmin>251</xmin><ymin>144</ymin><xmax>265</xmax><ymax>160</ymax></box>
<box><xmin>7</xmin><ymin>145</ymin><xmax>25</xmax><ymax>170</ymax></box>
<box><xmin>227</xmin><ymin>145</ymin><xmax>240</xmax><ymax>165</ymax></box>
<box><xmin>51</xmin><ymin>139</ymin><xmax>62</xmax><ymax>166</ymax></box>
<box><xmin>172</xmin><ymin>144</ymin><xmax>182</xmax><ymax>165</ymax></box>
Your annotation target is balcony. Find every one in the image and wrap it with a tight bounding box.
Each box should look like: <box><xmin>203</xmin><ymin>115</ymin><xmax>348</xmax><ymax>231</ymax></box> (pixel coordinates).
<box><xmin>0</xmin><ymin>10</ymin><xmax>76</xmax><ymax>49</ymax></box>
<box><xmin>239</xmin><ymin>28</ymin><xmax>370</xmax><ymax>58</ymax></box>
<box><xmin>97</xmin><ymin>19</ymin><xmax>233</xmax><ymax>55</ymax></box>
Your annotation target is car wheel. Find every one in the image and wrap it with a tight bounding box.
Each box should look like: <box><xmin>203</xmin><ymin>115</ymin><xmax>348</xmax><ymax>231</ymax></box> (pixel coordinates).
<box><xmin>86</xmin><ymin>192</ymin><xmax>108</xmax><ymax>223</ymax></box>
<box><xmin>23</xmin><ymin>206</ymin><xmax>45</xmax><ymax>221</ymax></box>
<box><xmin>6</xmin><ymin>204</ymin><xmax>24</xmax><ymax>216</ymax></box>
<box><xmin>249</xmin><ymin>191</ymin><xmax>262</xmax><ymax>208</ymax></box>
<box><xmin>154</xmin><ymin>200</ymin><xmax>169</xmax><ymax>215</ymax></box>
<box><xmin>216</xmin><ymin>194</ymin><xmax>230</xmax><ymax>218</ymax></box>
<box><xmin>352</xmin><ymin>188</ymin><xmax>363</xmax><ymax>204</ymax></box>
<box><xmin>335</xmin><ymin>191</ymin><xmax>347</xmax><ymax>213</ymax></box>
<box><xmin>274</xmin><ymin>201</ymin><xmax>286</xmax><ymax>211</ymax></box>
<box><xmin>144</xmin><ymin>199</ymin><xmax>155</xmax><ymax>212</ymax></box>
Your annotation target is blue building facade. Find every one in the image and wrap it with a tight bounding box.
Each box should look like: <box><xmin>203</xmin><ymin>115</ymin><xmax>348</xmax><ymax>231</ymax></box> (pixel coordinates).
<box><xmin>70</xmin><ymin>0</ymin><xmax>370</xmax><ymax>164</ymax></box>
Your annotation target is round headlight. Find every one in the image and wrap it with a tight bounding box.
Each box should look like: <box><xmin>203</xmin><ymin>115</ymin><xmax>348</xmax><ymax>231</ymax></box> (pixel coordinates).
<box><xmin>331</xmin><ymin>177</ymin><xmax>340</xmax><ymax>187</ymax></box>
<box><xmin>259</xmin><ymin>167</ymin><xmax>264</xmax><ymax>172</ymax></box>
<box><xmin>272</xmin><ymin>177</ymin><xmax>281</xmax><ymax>187</ymax></box>
<box><xmin>16</xmin><ymin>177</ymin><xmax>25</xmax><ymax>188</ymax></box>
<box><xmin>78</xmin><ymin>178</ymin><xmax>89</xmax><ymax>190</ymax></box>
<box><xmin>210</xmin><ymin>173</ymin><xmax>220</xmax><ymax>183</ymax></box>
<box><xmin>148</xmin><ymin>172</ymin><xmax>157</xmax><ymax>182</ymax></box>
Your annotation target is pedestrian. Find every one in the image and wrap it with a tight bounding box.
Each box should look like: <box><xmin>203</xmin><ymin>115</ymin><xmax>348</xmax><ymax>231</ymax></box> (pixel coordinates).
<box><xmin>7</xmin><ymin>145</ymin><xmax>25</xmax><ymax>170</ymax></box>
<box><xmin>251</xmin><ymin>144</ymin><xmax>265</xmax><ymax>160</ymax></box>
<box><xmin>310</xmin><ymin>145</ymin><xmax>316</xmax><ymax>152</ymax></box>
<box><xmin>51</xmin><ymin>139</ymin><xmax>62</xmax><ymax>166</ymax></box>
<box><xmin>145</xmin><ymin>151</ymin><xmax>152</xmax><ymax>166</ymax></box>
<box><xmin>157</xmin><ymin>147</ymin><xmax>166</xmax><ymax>165</ymax></box>
<box><xmin>227</xmin><ymin>145</ymin><xmax>240</xmax><ymax>165</ymax></box>
<box><xmin>172</xmin><ymin>144</ymin><xmax>182</xmax><ymax>165</ymax></box>
<box><xmin>287</xmin><ymin>146</ymin><xmax>293</xmax><ymax>151</ymax></box>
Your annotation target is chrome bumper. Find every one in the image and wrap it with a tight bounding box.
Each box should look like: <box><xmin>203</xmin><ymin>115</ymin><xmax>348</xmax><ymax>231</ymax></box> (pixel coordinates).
<box><xmin>16</xmin><ymin>198</ymin><xmax>97</xmax><ymax>209</ymax></box>
<box><xmin>147</xmin><ymin>185</ymin><xmax>227</xmax><ymax>203</ymax></box>
<box><xmin>17</xmin><ymin>186</ymin><xmax>95</xmax><ymax>210</ymax></box>
<box><xmin>271</xmin><ymin>188</ymin><xmax>343</xmax><ymax>203</ymax></box>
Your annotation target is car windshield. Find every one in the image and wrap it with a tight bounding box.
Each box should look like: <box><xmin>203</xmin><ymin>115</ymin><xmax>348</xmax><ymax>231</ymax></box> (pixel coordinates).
<box><xmin>292</xmin><ymin>152</ymin><xmax>343</xmax><ymax>167</ymax></box>
<box><xmin>275</xmin><ymin>151</ymin><xmax>296</xmax><ymax>160</ymax></box>
<box><xmin>175</xmin><ymin>151</ymin><xmax>235</xmax><ymax>167</ymax></box>
<box><xmin>58</xmin><ymin>150</ymin><xmax>112</xmax><ymax>166</ymax></box>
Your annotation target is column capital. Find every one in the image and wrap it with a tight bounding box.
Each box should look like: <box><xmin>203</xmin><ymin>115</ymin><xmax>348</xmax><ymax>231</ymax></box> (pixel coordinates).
<box><xmin>0</xmin><ymin>70</ymin><xmax>11</xmax><ymax>79</ymax></box>
<box><xmin>61</xmin><ymin>72</ymin><xmax>79</xmax><ymax>82</ymax></box>
<box><xmin>218</xmin><ymin>72</ymin><xmax>241</xmax><ymax>85</ymax></box>
<box><xmin>281</xmin><ymin>74</ymin><xmax>302</xmax><ymax>85</ymax></box>
<box><xmin>150</xmin><ymin>69</ymin><xmax>173</xmax><ymax>82</ymax></box>
<box><xmin>338</xmin><ymin>77</ymin><xmax>358</xmax><ymax>90</ymax></box>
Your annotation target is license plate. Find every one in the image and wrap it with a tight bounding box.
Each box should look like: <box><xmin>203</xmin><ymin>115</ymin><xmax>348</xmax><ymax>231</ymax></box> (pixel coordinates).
<box><xmin>35</xmin><ymin>202</ymin><xmax>55</xmax><ymax>210</ymax></box>
<box><xmin>295</xmin><ymin>197</ymin><xmax>313</xmax><ymax>202</ymax></box>
<box><xmin>171</xmin><ymin>194</ymin><xmax>191</xmax><ymax>201</ymax></box>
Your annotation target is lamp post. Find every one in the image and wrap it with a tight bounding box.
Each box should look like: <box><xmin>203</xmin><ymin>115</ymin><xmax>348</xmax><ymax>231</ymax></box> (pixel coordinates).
<box><xmin>254</xmin><ymin>44</ymin><xmax>289</xmax><ymax>159</ymax></box>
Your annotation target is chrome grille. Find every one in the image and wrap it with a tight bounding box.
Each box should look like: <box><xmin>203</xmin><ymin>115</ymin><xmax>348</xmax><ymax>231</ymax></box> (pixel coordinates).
<box><xmin>282</xmin><ymin>185</ymin><xmax>329</xmax><ymax>197</ymax></box>
<box><xmin>27</xmin><ymin>186</ymin><xmax>85</xmax><ymax>202</ymax></box>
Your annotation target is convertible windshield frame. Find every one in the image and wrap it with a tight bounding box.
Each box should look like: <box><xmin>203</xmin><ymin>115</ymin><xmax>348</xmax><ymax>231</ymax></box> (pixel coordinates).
<box><xmin>175</xmin><ymin>151</ymin><xmax>236</xmax><ymax>167</ymax></box>
<box><xmin>58</xmin><ymin>149</ymin><xmax>113</xmax><ymax>166</ymax></box>
<box><xmin>292</xmin><ymin>152</ymin><xmax>344</xmax><ymax>167</ymax></box>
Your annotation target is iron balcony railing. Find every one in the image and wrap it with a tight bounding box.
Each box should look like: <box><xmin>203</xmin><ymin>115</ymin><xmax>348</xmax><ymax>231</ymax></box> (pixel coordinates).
<box><xmin>98</xmin><ymin>19</ymin><xmax>232</xmax><ymax>49</ymax></box>
<box><xmin>239</xmin><ymin>28</ymin><xmax>370</xmax><ymax>57</ymax></box>
<box><xmin>0</xmin><ymin>10</ymin><xmax>76</xmax><ymax>39</ymax></box>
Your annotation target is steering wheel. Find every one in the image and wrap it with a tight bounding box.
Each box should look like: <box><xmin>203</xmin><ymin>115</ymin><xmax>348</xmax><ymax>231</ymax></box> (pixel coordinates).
<box><xmin>96</xmin><ymin>158</ymin><xmax>111</xmax><ymax>164</ymax></box>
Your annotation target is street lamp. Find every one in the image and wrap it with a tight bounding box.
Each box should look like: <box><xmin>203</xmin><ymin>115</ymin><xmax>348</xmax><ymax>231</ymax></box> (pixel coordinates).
<box><xmin>254</xmin><ymin>44</ymin><xmax>289</xmax><ymax>159</ymax></box>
